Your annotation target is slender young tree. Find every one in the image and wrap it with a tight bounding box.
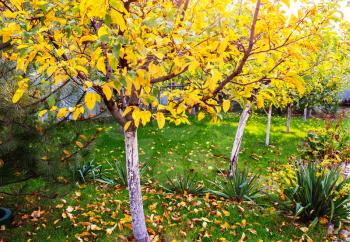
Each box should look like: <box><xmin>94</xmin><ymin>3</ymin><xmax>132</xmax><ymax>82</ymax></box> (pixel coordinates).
<box><xmin>212</xmin><ymin>0</ymin><xmax>341</xmax><ymax>176</ymax></box>
<box><xmin>286</xmin><ymin>103</ymin><xmax>292</xmax><ymax>132</ymax></box>
<box><xmin>266</xmin><ymin>104</ymin><xmax>272</xmax><ymax>146</ymax></box>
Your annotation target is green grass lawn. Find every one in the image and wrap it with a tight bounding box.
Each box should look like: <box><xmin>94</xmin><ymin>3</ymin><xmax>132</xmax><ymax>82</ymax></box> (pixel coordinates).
<box><xmin>0</xmin><ymin>113</ymin><xmax>342</xmax><ymax>241</ymax></box>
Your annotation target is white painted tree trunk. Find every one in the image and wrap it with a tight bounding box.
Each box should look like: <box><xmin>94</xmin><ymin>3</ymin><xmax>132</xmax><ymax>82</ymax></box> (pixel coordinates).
<box><xmin>286</xmin><ymin>104</ymin><xmax>292</xmax><ymax>133</ymax></box>
<box><xmin>343</xmin><ymin>162</ymin><xmax>350</xmax><ymax>177</ymax></box>
<box><xmin>124</xmin><ymin>130</ymin><xmax>149</xmax><ymax>242</ymax></box>
<box><xmin>304</xmin><ymin>107</ymin><xmax>307</xmax><ymax>121</ymax></box>
<box><xmin>229</xmin><ymin>103</ymin><xmax>251</xmax><ymax>177</ymax></box>
<box><xmin>309</xmin><ymin>109</ymin><xmax>312</xmax><ymax>117</ymax></box>
<box><xmin>265</xmin><ymin>105</ymin><xmax>272</xmax><ymax>146</ymax></box>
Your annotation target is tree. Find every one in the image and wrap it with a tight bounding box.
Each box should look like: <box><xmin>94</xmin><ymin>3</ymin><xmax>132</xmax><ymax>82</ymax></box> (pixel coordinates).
<box><xmin>217</xmin><ymin>0</ymin><xmax>341</xmax><ymax>176</ymax></box>
<box><xmin>0</xmin><ymin>0</ymin><xmax>260</xmax><ymax>240</ymax></box>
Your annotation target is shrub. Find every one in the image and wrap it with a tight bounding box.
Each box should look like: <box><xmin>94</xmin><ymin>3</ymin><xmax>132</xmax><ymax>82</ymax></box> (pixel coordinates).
<box><xmin>301</xmin><ymin>118</ymin><xmax>350</xmax><ymax>166</ymax></box>
<box><xmin>209</xmin><ymin>169</ymin><xmax>261</xmax><ymax>202</ymax></box>
<box><xmin>161</xmin><ymin>173</ymin><xmax>205</xmax><ymax>195</ymax></box>
<box><xmin>283</xmin><ymin>164</ymin><xmax>350</xmax><ymax>225</ymax></box>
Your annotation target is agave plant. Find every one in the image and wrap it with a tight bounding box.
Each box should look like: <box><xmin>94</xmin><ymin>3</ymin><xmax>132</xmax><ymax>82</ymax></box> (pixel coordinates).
<box><xmin>161</xmin><ymin>173</ymin><xmax>206</xmax><ymax>195</ymax></box>
<box><xmin>99</xmin><ymin>160</ymin><xmax>147</xmax><ymax>186</ymax></box>
<box><xmin>209</xmin><ymin>169</ymin><xmax>261</xmax><ymax>202</ymax></box>
<box><xmin>284</xmin><ymin>164</ymin><xmax>350</xmax><ymax>225</ymax></box>
<box><xmin>75</xmin><ymin>160</ymin><xmax>103</xmax><ymax>183</ymax></box>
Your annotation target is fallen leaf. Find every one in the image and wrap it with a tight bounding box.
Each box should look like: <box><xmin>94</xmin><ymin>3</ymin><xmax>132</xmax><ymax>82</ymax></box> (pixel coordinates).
<box><xmin>300</xmin><ymin>227</ymin><xmax>309</xmax><ymax>233</ymax></box>
<box><xmin>66</xmin><ymin>206</ymin><xmax>74</xmax><ymax>213</ymax></box>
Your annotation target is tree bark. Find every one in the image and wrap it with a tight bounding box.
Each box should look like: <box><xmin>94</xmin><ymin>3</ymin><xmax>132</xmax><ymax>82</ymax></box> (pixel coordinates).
<box><xmin>119</xmin><ymin>124</ymin><xmax>124</xmax><ymax>135</ymax></box>
<box><xmin>124</xmin><ymin>130</ymin><xmax>149</xmax><ymax>242</ymax></box>
<box><xmin>286</xmin><ymin>104</ymin><xmax>292</xmax><ymax>133</ymax></box>
<box><xmin>303</xmin><ymin>107</ymin><xmax>307</xmax><ymax>121</ymax></box>
<box><xmin>265</xmin><ymin>105</ymin><xmax>272</xmax><ymax>146</ymax></box>
<box><xmin>229</xmin><ymin>103</ymin><xmax>251</xmax><ymax>177</ymax></box>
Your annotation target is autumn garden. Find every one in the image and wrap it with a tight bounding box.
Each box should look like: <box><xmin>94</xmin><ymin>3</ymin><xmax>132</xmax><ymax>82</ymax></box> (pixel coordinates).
<box><xmin>2</xmin><ymin>0</ymin><xmax>350</xmax><ymax>241</ymax></box>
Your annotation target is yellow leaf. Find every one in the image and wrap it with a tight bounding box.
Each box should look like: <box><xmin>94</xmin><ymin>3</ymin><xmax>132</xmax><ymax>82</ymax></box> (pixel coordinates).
<box><xmin>281</xmin><ymin>0</ymin><xmax>290</xmax><ymax>7</ymax></box>
<box><xmin>132</xmin><ymin>108</ymin><xmax>141</xmax><ymax>127</ymax></box>
<box><xmin>56</xmin><ymin>48</ymin><xmax>65</xmax><ymax>57</ymax></box>
<box><xmin>140</xmin><ymin>110</ymin><xmax>151</xmax><ymax>126</ymax></box>
<box><xmin>76</xmin><ymin>141</ymin><xmax>84</xmax><ymax>148</ymax></box>
<box><xmin>222</xmin><ymin>210</ymin><xmax>230</xmax><ymax>217</ymax></box>
<box><xmin>256</xmin><ymin>95</ymin><xmax>264</xmax><ymax>108</ymax></box>
<box><xmin>188</xmin><ymin>60</ymin><xmax>200</xmax><ymax>73</ymax></box>
<box><xmin>84</xmin><ymin>81</ymin><xmax>93</xmax><ymax>89</ymax></box>
<box><xmin>220</xmin><ymin>222</ymin><xmax>230</xmax><ymax>230</ymax></box>
<box><xmin>85</xmin><ymin>92</ymin><xmax>97</xmax><ymax>110</ymax></box>
<box><xmin>207</xmin><ymin>78</ymin><xmax>217</xmax><ymax>92</ymax></box>
<box><xmin>102</xmin><ymin>84</ymin><xmax>113</xmax><ymax>100</ymax></box>
<box><xmin>111</xmin><ymin>10</ymin><xmax>126</xmax><ymax>32</ymax></box>
<box><xmin>197</xmin><ymin>112</ymin><xmax>205</xmax><ymax>121</ymax></box>
<box><xmin>211</xmin><ymin>69</ymin><xmax>222</xmax><ymax>82</ymax></box>
<box><xmin>75</xmin><ymin>65</ymin><xmax>88</xmax><ymax>75</ymax></box>
<box><xmin>91</xmin><ymin>47</ymin><xmax>102</xmax><ymax>67</ymax></box>
<box><xmin>3</xmin><ymin>9</ymin><xmax>17</xmax><ymax>18</ymax></box>
<box><xmin>12</xmin><ymin>88</ymin><xmax>25</xmax><ymax>103</ymax></box>
<box><xmin>97</xmin><ymin>57</ymin><xmax>106</xmax><ymax>75</ymax></box>
<box><xmin>155</xmin><ymin>112</ymin><xmax>165</xmax><ymax>129</ymax></box>
<box><xmin>80</xmin><ymin>35</ymin><xmax>97</xmax><ymax>44</ymax></box>
<box><xmin>57</xmin><ymin>108</ymin><xmax>69</xmax><ymax>119</ymax></box>
<box><xmin>124</xmin><ymin>121</ymin><xmax>132</xmax><ymax>131</ymax></box>
<box><xmin>47</xmin><ymin>65</ymin><xmax>57</xmax><ymax>76</ymax></box>
<box><xmin>38</xmin><ymin>109</ymin><xmax>48</xmax><ymax>117</ymax></box>
<box><xmin>12</xmin><ymin>79</ymin><xmax>29</xmax><ymax>103</ymax></box>
<box><xmin>72</xmin><ymin>107</ymin><xmax>84</xmax><ymax>120</ymax></box>
<box><xmin>122</xmin><ymin>106</ymin><xmax>133</xmax><ymax>117</ymax></box>
<box><xmin>97</xmin><ymin>26</ymin><xmax>108</xmax><ymax>38</ymax></box>
<box><xmin>286</xmin><ymin>76</ymin><xmax>305</xmax><ymax>95</ymax></box>
<box><xmin>223</xmin><ymin>100</ymin><xmax>230</xmax><ymax>113</ymax></box>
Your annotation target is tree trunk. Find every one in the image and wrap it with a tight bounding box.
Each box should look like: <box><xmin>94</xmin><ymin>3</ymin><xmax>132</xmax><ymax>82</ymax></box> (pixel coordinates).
<box><xmin>304</xmin><ymin>107</ymin><xmax>307</xmax><ymax>121</ymax></box>
<box><xmin>309</xmin><ymin>108</ymin><xmax>312</xmax><ymax>117</ymax></box>
<box><xmin>286</xmin><ymin>104</ymin><xmax>292</xmax><ymax>133</ymax></box>
<box><xmin>229</xmin><ymin>103</ymin><xmax>251</xmax><ymax>177</ymax></box>
<box><xmin>124</xmin><ymin>130</ymin><xmax>149</xmax><ymax>242</ymax></box>
<box><xmin>265</xmin><ymin>105</ymin><xmax>272</xmax><ymax>146</ymax></box>
<box><xmin>191</xmin><ymin>107</ymin><xmax>197</xmax><ymax>115</ymax></box>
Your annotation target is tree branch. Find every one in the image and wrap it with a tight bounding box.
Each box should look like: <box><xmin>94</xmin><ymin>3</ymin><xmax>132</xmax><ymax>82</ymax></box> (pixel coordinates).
<box><xmin>150</xmin><ymin>66</ymin><xmax>188</xmax><ymax>84</ymax></box>
<box><xmin>202</xmin><ymin>0</ymin><xmax>261</xmax><ymax>101</ymax></box>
